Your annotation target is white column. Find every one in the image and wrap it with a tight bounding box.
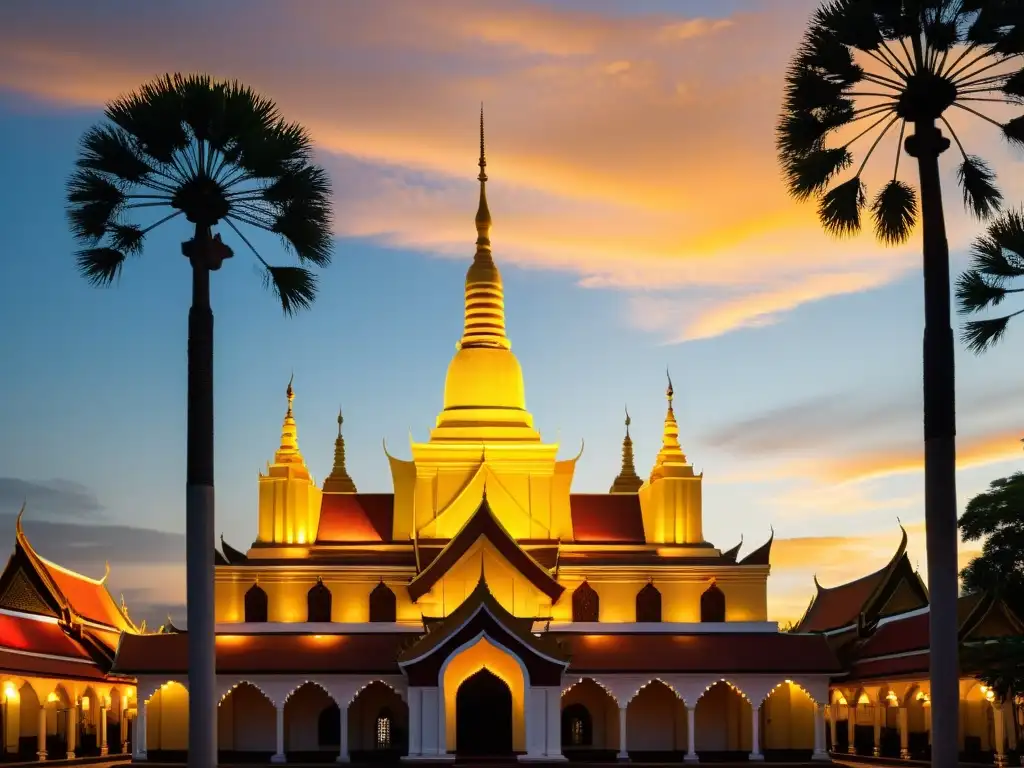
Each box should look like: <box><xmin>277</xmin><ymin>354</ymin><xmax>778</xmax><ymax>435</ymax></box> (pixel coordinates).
<box><xmin>684</xmin><ymin>707</ymin><xmax>697</xmax><ymax>763</ymax></box>
<box><xmin>812</xmin><ymin>703</ymin><xmax>829</xmax><ymax>760</ymax></box>
<box><xmin>65</xmin><ymin>707</ymin><xmax>76</xmax><ymax>760</ymax></box>
<box><xmin>133</xmin><ymin>700</ymin><xmax>148</xmax><ymax>762</ymax></box>
<box><xmin>407</xmin><ymin>688</ymin><xmax>422</xmax><ymax>757</ymax></box>
<box><xmin>749</xmin><ymin>705</ymin><xmax>763</xmax><ymax>761</ymax></box>
<box><xmin>544</xmin><ymin>687</ymin><xmax>563</xmax><ymax>760</ymax></box>
<box><xmin>99</xmin><ymin>704</ymin><xmax>108</xmax><ymax>756</ymax></box>
<box><xmin>271</xmin><ymin>702</ymin><xmax>286</xmax><ymax>763</ymax></box>
<box><xmin>120</xmin><ymin>697</ymin><xmax>128</xmax><ymax>753</ymax></box>
<box><xmin>617</xmin><ymin>704</ymin><xmax>628</xmax><ymax>761</ymax></box>
<box><xmin>36</xmin><ymin>705</ymin><xmax>47</xmax><ymax>761</ymax></box>
<box><xmin>873</xmin><ymin>704</ymin><xmax>882</xmax><ymax>756</ymax></box>
<box><xmin>993</xmin><ymin>703</ymin><xmax>1007</xmax><ymax>768</ymax></box>
<box><xmin>337</xmin><ymin>700</ymin><xmax>349</xmax><ymax>763</ymax></box>
<box><xmin>828</xmin><ymin>705</ymin><xmax>837</xmax><ymax>752</ymax></box>
<box><xmin>846</xmin><ymin>713</ymin><xmax>856</xmax><ymax>754</ymax></box>
<box><xmin>898</xmin><ymin>706</ymin><xmax>910</xmax><ymax>759</ymax></box>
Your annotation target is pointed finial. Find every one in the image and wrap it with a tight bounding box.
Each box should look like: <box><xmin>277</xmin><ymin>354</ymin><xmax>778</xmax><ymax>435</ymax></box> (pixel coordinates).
<box><xmin>324</xmin><ymin>404</ymin><xmax>357</xmax><ymax>493</ymax></box>
<box><xmin>337</xmin><ymin>406</ymin><xmax>344</xmax><ymax>437</ymax></box>
<box><xmin>287</xmin><ymin>372</ymin><xmax>294</xmax><ymax>407</ymax></box>
<box><xmin>610</xmin><ymin>405</ymin><xmax>642</xmax><ymax>494</ymax></box>
<box><xmin>478</xmin><ymin>103</ymin><xmax>487</xmax><ymax>183</ymax></box>
<box><xmin>624</xmin><ymin>405</ymin><xmax>631</xmax><ymax>436</ymax></box>
<box><xmin>666</xmin><ymin>368</ymin><xmax>674</xmax><ymax>401</ymax></box>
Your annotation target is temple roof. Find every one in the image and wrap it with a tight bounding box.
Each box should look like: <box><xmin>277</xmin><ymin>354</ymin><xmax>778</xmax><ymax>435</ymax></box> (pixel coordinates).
<box><xmin>407</xmin><ymin>496</ymin><xmax>564</xmax><ymax>603</ymax></box>
<box><xmin>794</xmin><ymin>525</ymin><xmax>925</xmax><ymax>633</ymax></box>
<box><xmin>316</xmin><ymin>493</ymin><xmax>394</xmax><ymax>543</ymax></box>
<box><xmin>113</xmin><ymin>632</ymin><xmax>408</xmax><ymax>675</ymax></box>
<box><xmin>738</xmin><ymin>528</ymin><xmax>773</xmax><ymax>566</ymax></box>
<box><xmin>557</xmin><ymin>631</ymin><xmax>841</xmax><ymax>674</ymax></box>
<box><xmin>569</xmin><ymin>494</ymin><xmax>646</xmax><ymax>544</ymax></box>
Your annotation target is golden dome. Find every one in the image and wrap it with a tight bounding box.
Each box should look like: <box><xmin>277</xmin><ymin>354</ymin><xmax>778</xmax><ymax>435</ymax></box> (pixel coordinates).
<box><xmin>443</xmin><ymin>346</ymin><xmax>526</xmax><ymax>412</ymax></box>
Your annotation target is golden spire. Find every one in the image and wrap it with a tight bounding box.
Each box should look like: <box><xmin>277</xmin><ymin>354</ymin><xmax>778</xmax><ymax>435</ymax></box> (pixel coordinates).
<box><xmin>650</xmin><ymin>369</ymin><xmax>691</xmax><ymax>481</ymax></box>
<box><xmin>274</xmin><ymin>373</ymin><xmax>303</xmax><ymax>465</ymax></box>
<box><xmin>323</xmin><ymin>406</ymin><xmax>357</xmax><ymax>493</ymax></box>
<box><xmin>459</xmin><ymin>104</ymin><xmax>510</xmax><ymax>351</ymax></box>
<box><xmin>610</xmin><ymin>405</ymin><xmax>642</xmax><ymax>493</ymax></box>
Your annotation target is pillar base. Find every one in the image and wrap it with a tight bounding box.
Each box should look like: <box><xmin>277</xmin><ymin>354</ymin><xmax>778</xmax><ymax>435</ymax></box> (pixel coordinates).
<box><xmin>401</xmin><ymin>756</ymin><xmax>456</xmax><ymax>763</ymax></box>
<box><xmin>900</xmin><ymin>748</ymin><xmax>911</xmax><ymax>759</ymax></box>
<box><xmin>35</xmin><ymin>752</ymin><xmax>46</xmax><ymax>762</ymax></box>
<box><xmin>271</xmin><ymin>753</ymin><xmax>287</xmax><ymax>763</ymax></box>
<box><xmin>683</xmin><ymin>755</ymin><xmax>699</xmax><ymax>764</ymax></box>
<box><xmin>994</xmin><ymin>755</ymin><xmax>1008</xmax><ymax>768</ymax></box>
<box><xmin>749</xmin><ymin>753</ymin><xmax>765</xmax><ymax>762</ymax></box>
<box><xmin>617</xmin><ymin>754</ymin><xmax>630</xmax><ymax>763</ymax></box>
<box><xmin>518</xmin><ymin>755</ymin><xmax>567</xmax><ymax>763</ymax></box>
<box><xmin>66</xmin><ymin>752</ymin><xmax>75</xmax><ymax>760</ymax></box>
<box><xmin>101</xmin><ymin>745</ymin><xmax>109</xmax><ymax>756</ymax></box>
<box><xmin>811</xmin><ymin>750</ymin><xmax>831</xmax><ymax>761</ymax></box>
<box><xmin>873</xmin><ymin>746</ymin><xmax>881</xmax><ymax>756</ymax></box>
<box><xmin>847</xmin><ymin>746</ymin><xmax>857</xmax><ymax>754</ymax></box>
<box><xmin>336</xmin><ymin>755</ymin><xmax>351</xmax><ymax>763</ymax></box>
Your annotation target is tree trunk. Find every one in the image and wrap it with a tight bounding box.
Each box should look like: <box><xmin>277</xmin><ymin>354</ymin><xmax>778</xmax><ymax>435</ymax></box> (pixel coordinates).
<box><xmin>185</xmin><ymin>226</ymin><xmax>217</xmax><ymax>768</ymax></box>
<box><xmin>907</xmin><ymin>121</ymin><xmax>959</xmax><ymax>768</ymax></box>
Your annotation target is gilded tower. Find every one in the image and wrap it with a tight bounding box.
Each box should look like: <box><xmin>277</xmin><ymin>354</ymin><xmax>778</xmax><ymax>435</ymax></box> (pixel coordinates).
<box><xmin>255</xmin><ymin>377</ymin><xmax>323</xmax><ymax>546</ymax></box>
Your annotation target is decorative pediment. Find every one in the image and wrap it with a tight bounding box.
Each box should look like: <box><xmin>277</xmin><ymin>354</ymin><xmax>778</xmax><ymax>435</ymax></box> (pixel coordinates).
<box><xmin>407</xmin><ymin>495</ymin><xmax>563</xmax><ymax>603</ymax></box>
<box><xmin>0</xmin><ymin>566</ymin><xmax>56</xmax><ymax>617</ymax></box>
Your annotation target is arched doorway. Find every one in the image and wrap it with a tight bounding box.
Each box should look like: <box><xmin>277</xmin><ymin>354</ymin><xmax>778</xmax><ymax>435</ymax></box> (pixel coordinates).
<box><xmin>456</xmin><ymin>669</ymin><xmax>512</xmax><ymax>756</ymax></box>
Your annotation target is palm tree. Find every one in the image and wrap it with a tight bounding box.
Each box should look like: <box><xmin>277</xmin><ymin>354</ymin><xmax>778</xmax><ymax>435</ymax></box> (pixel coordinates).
<box><xmin>957</xmin><ymin>208</ymin><xmax>1024</xmax><ymax>348</ymax></box>
<box><xmin>66</xmin><ymin>73</ymin><xmax>333</xmax><ymax>767</ymax></box>
<box><xmin>777</xmin><ymin>3</ymin><xmax>1024</xmax><ymax>767</ymax></box>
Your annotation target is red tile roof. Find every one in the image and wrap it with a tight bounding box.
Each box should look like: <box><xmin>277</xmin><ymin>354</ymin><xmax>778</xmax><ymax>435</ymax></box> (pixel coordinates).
<box><xmin>570</xmin><ymin>494</ymin><xmax>646</xmax><ymax>544</ymax></box>
<box><xmin>845</xmin><ymin>653</ymin><xmax>930</xmax><ymax>681</ymax></box>
<box><xmin>316</xmin><ymin>493</ymin><xmax>394</xmax><ymax>543</ymax></box>
<box><xmin>555</xmin><ymin>632</ymin><xmax>842</xmax><ymax>674</ymax></box>
<box><xmin>0</xmin><ymin>649</ymin><xmax>113</xmax><ymax>682</ymax></box>
<box><xmin>0</xmin><ymin>613</ymin><xmax>91</xmax><ymax>659</ymax></box>
<box><xmin>113</xmin><ymin>632</ymin><xmax>409</xmax><ymax>675</ymax></box>
<box><xmin>37</xmin><ymin>558</ymin><xmax>130</xmax><ymax>630</ymax></box>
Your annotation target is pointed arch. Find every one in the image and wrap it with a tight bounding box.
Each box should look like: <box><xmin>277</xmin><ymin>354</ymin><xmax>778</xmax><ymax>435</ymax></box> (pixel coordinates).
<box><xmin>700</xmin><ymin>581</ymin><xmax>725</xmax><ymax>623</ymax></box>
<box><xmin>635</xmin><ymin>582</ymin><xmax>661</xmax><ymax>623</ymax></box>
<box><xmin>244</xmin><ymin>583</ymin><xmax>268</xmax><ymax>623</ymax></box>
<box><xmin>572</xmin><ymin>580</ymin><xmax>599</xmax><ymax>623</ymax></box>
<box><xmin>369</xmin><ymin>581</ymin><xmax>397</xmax><ymax>623</ymax></box>
<box><xmin>307</xmin><ymin>578</ymin><xmax>332</xmax><ymax>622</ymax></box>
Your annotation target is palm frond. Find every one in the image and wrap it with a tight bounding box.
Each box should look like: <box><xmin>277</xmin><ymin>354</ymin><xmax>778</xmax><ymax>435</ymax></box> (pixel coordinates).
<box><xmin>988</xmin><ymin>208</ymin><xmax>1024</xmax><ymax>265</ymax></box>
<box><xmin>261</xmin><ymin>165</ymin><xmax>331</xmax><ymax>207</ymax></box>
<box><xmin>263</xmin><ymin>265</ymin><xmax>318</xmax><ymax>315</ymax></box>
<box><xmin>956</xmin><ymin>270</ymin><xmax>1013</xmax><ymax>313</ymax></box>
<box><xmin>784</xmin><ymin>66</ymin><xmax>851</xmax><ymax>112</ymax></box>
<box><xmin>958</xmin><ymin>155</ymin><xmax>1003</xmax><ymax>219</ymax></box>
<box><xmin>924</xmin><ymin>18</ymin><xmax>962</xmax><ymax>53</ymax></box>
<box><xmin>814</xmin><ymin>2</ymin><xmax>884</xmax><ymax>52</ymax></box>
<box><xmin>969</xmin><ymin>236</ymin><xmax>1024</xmax><ymax>279</ymax></box>
<box><xmin>797</xmin><ymin>26</ymin><xmax>865</xmax><ymax>84</ymax></box>
<box><xmin>819</xmin><ymin>176</ymin><xmax>866</xmax><ymax>237</ymax></box>
<box><xmin>783</xmin><ymin>146</ymin><xmax>853</xmax><ymax>200</ymax></box>
<box><xmin>871</xmin><ymin>179</ymin><xmax>917</xmax><ymax>244</ymax></box>
<box><xmin>1003</xmin><ymin>68</ymin><xmax>1024</xmax><ymax>99</ymax></box>
<box><xmin>777</xmin><ymin>103</ymin><xmax>855</xmax><ymax>157</ymax></box>
<box><xmin>105</xmin><ymin>75</ymin><xmax>190</xmax><ymax>165</ymax></box>
<box><xmin>76</xmin><ymin>126</ymin><xmax>153</xmax><ymax>182</ymax></box>
<box><xmin>994</xmin><ymin>22</ymin><xmax>1024</xmax><ymax>56</ymax></box>
<box><xmin>108</xmin><ymin>223</ymin><xmax>147</xmax><ymax>256</ymax></box>
<box><xmin>236</xmin><ymin>120</ymin><xmax>314</xmax><ymax>179</ymax></box>
<box><xmin>271</xmin><ymin>200</ymin><xmax>334</xmax><ymax>266</ymax></box>
<box><xmin>1004</xmin><ymin>115</ymin><xmax>1024</xmax><ymax>147</ymax></box>
<box><xmin>962</xmin><ymin>315</ymin><xmax>1015</xmax><ymax>353</ymax></box>
<box><xmin>75</xmin><ymin>248</ymin><xmax>127</xmax><ymax>287</ymax></box>
<box><xmin>66</xmin><ymin>171</ymin><xmax>126</xmax><ymax>242</ymax></box>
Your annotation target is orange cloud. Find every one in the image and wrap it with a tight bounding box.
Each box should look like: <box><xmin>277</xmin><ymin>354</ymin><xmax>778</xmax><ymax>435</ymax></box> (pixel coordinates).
<box><xmin>0</xmin><ymin>0</ymin><xmax>1017</xmax><ymax>339</ymax></box>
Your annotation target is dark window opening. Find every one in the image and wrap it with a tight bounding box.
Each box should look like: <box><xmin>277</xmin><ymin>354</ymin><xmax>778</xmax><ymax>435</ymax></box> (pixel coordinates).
<box><xmin>244</xmin><ymin>583</ymin><xmax>268</xmax><ymax>623</ymax></box>
<box><xmin>700</xmin><ymin>582</ymin><xmax>726</xmax><ymax>623</ymax></box>
<box><xmin>369</xmin><ymin>581</ymin><xmax>397</xmax><ymax>623</ymax></box>
<box><xmin>572</xmin><ymin>581</ymin><xmax>599</xmax><ymax>622</ymax></box>
<box><xmin>307</xmin><ymin>579</ymin><xmax>332</xmax><ymax>622</ymax></box>
<box><xmin>635</xmin><ymin>582</ymin><xmax>662</xmax><ymax>622</ymax></box>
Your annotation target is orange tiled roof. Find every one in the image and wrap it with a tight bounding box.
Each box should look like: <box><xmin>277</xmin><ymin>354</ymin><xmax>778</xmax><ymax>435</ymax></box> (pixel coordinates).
<box><xmin>0</xmin><ymin>612</ymin><xmax>91</xmax><ymax>659</ymax></box>
<box><xmin>316</xmin><ymin>493</ymin><xmax>394</xmax><ymax>543</ymax></box>
<box><xmin>36</xmin><ymin>557</ymin><xmax>131</xmax><ymax>631</ymax></box>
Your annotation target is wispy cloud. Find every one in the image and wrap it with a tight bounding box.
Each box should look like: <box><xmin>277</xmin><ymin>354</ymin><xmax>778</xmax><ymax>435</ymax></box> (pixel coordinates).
<box><xmin>2</xmin><ymin>0</ymin><xmax>1017</xmax><ymax>339</ymax></box>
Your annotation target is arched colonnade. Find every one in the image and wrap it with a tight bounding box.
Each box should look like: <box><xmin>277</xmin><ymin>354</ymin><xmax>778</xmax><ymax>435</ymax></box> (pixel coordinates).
<box><xmin>132</xmin><ymin>672</ymin><xmax>830</xmax><ymax>762</ymax></box>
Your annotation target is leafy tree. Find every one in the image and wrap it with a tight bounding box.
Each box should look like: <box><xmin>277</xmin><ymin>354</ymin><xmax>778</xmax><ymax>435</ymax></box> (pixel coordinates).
<box><xmin>777</xmin><ymin>4</ymin><xmax>1024</xmax><ymax>765</ymax></box>
<box><xmin>66</xmin><ymin>73</ymin><xmax>333</xmax><ymax>767</ymax></box>
<box><xmin>956</xmin><ymin>208</ymin><xmax>1024</xmax><ymax>350</ymax></box>
<box><xmin>959</xmin><ymin>472</ymin><xmax>1024</xmax><ymax>733</ymax></box>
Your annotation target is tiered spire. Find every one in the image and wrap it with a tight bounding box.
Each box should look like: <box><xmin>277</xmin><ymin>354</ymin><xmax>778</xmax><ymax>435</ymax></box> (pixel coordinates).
<box><xmin>459</xmin><ymin>105</ymin><xmax>511</xmax><ymax>352</ymax></box>
<box><xmin>274</xmin><ymin>374</ymin><xmax>305</xmax><ymax>465</ymax></box>
<box><xmin>650</xmin><ymin>370</ymin><xmax>690</xmax><ymax>481</ymax></box>
<box><xmin>323</xmin><ymin>407</ymin><xmax>357</xmax><ymax>493</ymax></box>
<box><xmin>610</xmin><ymin>407</ymin><xmax>643</xmax><ymax>493</ymax></box>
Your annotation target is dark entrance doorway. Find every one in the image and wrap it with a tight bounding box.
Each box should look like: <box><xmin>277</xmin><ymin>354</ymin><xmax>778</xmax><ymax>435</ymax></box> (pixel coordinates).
<box><xmin>455</xmin><ymin>668</ymin><xmax>513</xmax><ymax>756</ymax></box>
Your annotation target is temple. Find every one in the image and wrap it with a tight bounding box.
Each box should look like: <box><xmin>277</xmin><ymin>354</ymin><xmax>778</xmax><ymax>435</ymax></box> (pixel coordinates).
<box><xmin>0</xmin><ymin>113</ymin><xmax>1021</xmax><ymax>765</ymax></box>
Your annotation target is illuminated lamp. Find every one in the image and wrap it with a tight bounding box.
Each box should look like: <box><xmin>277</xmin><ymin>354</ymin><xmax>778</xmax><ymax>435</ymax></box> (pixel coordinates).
<box><xmin>47</xmin><ymin>692</ymin><xmax>58</xmax><ymax>703</ymax></box>
<box><xmin>885</xmin><ymin>691</ymin><xmax>898</xmax><ymax>705</ymax></box>
<box><xmin>81</xmin><ymin>697</ymin><xmax>90</xmax><ymax>711</ymax></box>
<box><xmin>2</xmin><ymin>683</ymin><xmax>15</xmax><ymax>701</ymax></box>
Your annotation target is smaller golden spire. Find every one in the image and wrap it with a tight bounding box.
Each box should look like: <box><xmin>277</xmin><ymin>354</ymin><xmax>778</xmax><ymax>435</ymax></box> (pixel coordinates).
<box><xmin>274</xmin><ymin>374</ymin><xmax>303</xmax><ymax>465</ymax></box>
<box><xmin>323</xmin><ymin>406</ymin><xmax>357</xmax><ymax>493</ymax></box>
<box><xmin>610</xmin><ymin>405</ymin><xmax>642</xmax><ymax>494</ymax></box>
<box><xmin>650</xmin><ymin>368</ymin><xmax>691</xmax><ymax>482</ymax></box>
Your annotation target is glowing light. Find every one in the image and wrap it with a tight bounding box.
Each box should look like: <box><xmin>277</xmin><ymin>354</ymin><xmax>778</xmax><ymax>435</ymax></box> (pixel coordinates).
<box><xmin>47</xmin><ymin>693</ymin><xmax>58</xmax><ymax>703</ymax></box>
<box><xmin>2</xmin><ymin>683</ymin><xmax>16</xmax><ymax>701</ymax></box>
<box><xmin>857</xmin><ymin>692</ymin><xmax>871</xmax><ymax>705</ymax></box>
<box><xmin>836</xmin><ymin>694</ymin><xmax>848</xmax><ymax>706</ymax></box>
<box><xmin>886</xmin><ymin>691</ymin><xmax>898</xmax><ymax>706</ymax></box>
<box><xmin>124</xmin><ymin>689</ymin><xmax>132</xmax><ymax>700</ymax></box>
<box><xmin>81</xmin><ymin>697</ymin><xmax>90</xmax><ymax>711</ymax></box>
<box><xmin>916</xmin><ymin>691</ymin><xmax>930</xmax><ymax>704</ymax></box>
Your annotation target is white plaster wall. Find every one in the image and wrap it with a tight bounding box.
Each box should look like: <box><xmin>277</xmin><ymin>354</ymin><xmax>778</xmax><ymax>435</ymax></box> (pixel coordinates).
<box><xmin>285</xmin><ymin>683</ymin><xmax>334</xmax><ymax>752</ymax></box>
<box><xmin>218</xmin><ymin>683</ymin><xmax>275</xmax><ymax>752</ymax></box>
<box><xmin>349</xmin><ymin>681</ymin><xmax>406</xmax><ymax>752</ymax></box>
<box><xmin>626</xmin><ymin>682</ymin><xmax>686</xmax><ymax>751</ymax></box>
<box><xmin>761</xmin><ymin>683</ymin><xmax>814</xmax><ymax>750</ymax></box>
<box><xmin>694</xmin><ymin>682</ymin><xmax>751</xmax><ymax>752</ymax></box>
<box><xmin>146</xmin><ymin>684</ymin><xmax>188</xmax><ymax>751</ymax></box>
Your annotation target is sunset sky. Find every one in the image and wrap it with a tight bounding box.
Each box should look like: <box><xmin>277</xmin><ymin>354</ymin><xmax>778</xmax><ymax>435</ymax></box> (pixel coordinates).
<box><xmin>1</xmin><ymin>0</ymin><xmax>1023</xmax><ymax>627</ymax></box>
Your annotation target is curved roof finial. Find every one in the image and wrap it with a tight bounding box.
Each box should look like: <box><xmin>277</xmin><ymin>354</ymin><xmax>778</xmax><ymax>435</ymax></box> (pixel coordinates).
<box><xmin>15</xmin><ymin>502</ymin><xmax>25</xmax><ymax>537</ymax></box>
<box><xmin>624</xmin><ymin>405</ymin><xmax>631</xmax><ymax>437</ymax></box>
<box><xmin>100</xmin><ymin>561</ymin><xmax>111</xmax><ymax>585</ymax></box>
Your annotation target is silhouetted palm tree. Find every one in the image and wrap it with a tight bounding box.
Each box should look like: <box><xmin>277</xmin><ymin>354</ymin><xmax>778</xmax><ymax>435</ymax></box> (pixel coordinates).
<box><xmin>956</xmin><ymin>208</ymin><xmax>1024</xmax><ymax>348</ymax></box>
<box><xmin>777</xmin><ymin>4</ymin><xmax>1023</xmax><ymax>767</ymax></box>
<box><xmin>66</xmin><ymin>73</ymin><xmax>333</xmax><ymax>768</ymax></box>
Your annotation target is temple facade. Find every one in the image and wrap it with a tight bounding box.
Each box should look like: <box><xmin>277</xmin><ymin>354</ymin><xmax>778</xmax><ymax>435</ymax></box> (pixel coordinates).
<box><xmin>111</xmin><ymin>119</ymin><xmax>837</xmax><ymax>763</ymax></box>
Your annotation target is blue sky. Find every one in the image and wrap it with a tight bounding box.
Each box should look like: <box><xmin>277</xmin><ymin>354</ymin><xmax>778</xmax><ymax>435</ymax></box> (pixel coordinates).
<box><xmin>0</xmin><ymin>0</ymin><xmax>1022</xmax><ymax>623</ymax></box>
